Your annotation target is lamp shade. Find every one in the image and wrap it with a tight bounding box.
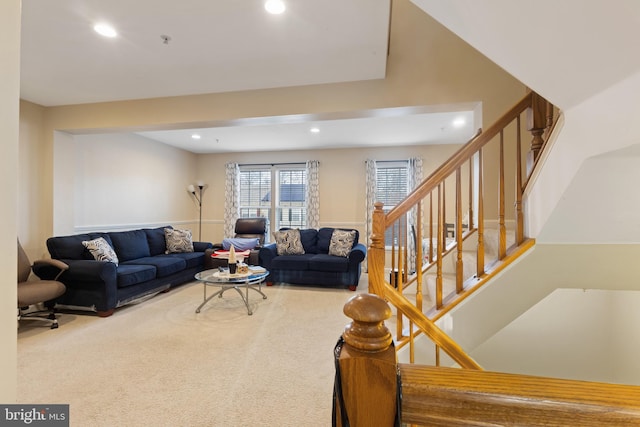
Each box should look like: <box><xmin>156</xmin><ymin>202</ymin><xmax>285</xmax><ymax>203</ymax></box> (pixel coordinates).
<box><xmin>187</xmin><ymin>184</ymin><xmax>196</xmax><ymax>193</ymax></box>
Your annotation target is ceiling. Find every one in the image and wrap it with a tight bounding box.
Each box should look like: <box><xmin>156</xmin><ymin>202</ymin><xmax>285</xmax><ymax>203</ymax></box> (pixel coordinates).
<box><xmin>20</xmin><ymin>0</ymin><xmax>476</xmax><ymax>153</ymax></box>
<box><xmin>136</xmin><ymin>107</ymin><xmax>476</xmax><ymax>154</ymax></box>
<box><xmin>412</xmin><ymin>0</ymin><xmax>640</xmax><ymax>111</ymax></box>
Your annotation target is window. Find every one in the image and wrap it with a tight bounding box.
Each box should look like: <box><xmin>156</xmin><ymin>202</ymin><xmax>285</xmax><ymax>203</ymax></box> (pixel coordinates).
<box><xmin>376</xmin><ymin>161</ymin><xmax>409</xmax><ymax>246</ymax></box>
<box><xmin>239</xmin><ymin>164</ymin><xmax>307</xmax><ymax>238</ymax></box>
<box><xmin>238</xmin><ymin>168</ymin><xmax>271</xmax><ymax>219</ymax></box>
<box><xmin>275</xmin><ymin>169</ymin><xmax>307</xmax><ymax>229</ymax></box>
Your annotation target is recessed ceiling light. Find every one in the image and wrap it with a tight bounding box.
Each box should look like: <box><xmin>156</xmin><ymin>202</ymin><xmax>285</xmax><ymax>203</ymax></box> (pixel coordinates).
<box><xmin>191</xmin><ymin>134</ymin><xmax>201</xmax><ymax>140</ymax></box>
<box><xmin>265</xmin><ymin>0</ymin><xmax>286</xmax><ymax>14</ymax></box>
<box><xmin>452</xmin><ymin>117</ymin><xmax>466</xmax><ymax>128</ymax></box>
<box><xmin>94</xmin><ymin>23</ymin><xmax>117</xmax><ymax>38</ymax></box>
<box><xmin>310</xmin><ymin>127</ymin><xmax>320</xmax><ymax>133</ymax></box>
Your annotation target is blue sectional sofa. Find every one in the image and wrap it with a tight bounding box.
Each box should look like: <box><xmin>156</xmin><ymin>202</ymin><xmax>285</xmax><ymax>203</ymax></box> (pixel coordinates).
<box><xmin>33</xmin><ymin>226</ymin><xmax>212</xmax><ymax>317</ymax></box>
<box><xmin>258</xmin><ymin>227</ymin><xmax>366</xmax><ymax>291</ymax></box>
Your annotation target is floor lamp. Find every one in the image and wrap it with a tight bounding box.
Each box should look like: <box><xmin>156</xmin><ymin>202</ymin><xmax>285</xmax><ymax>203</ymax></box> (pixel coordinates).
<box><xmin>188</xmin><ymin>183</ymin><xmax>205</xmax><ymax>241</ymax></box>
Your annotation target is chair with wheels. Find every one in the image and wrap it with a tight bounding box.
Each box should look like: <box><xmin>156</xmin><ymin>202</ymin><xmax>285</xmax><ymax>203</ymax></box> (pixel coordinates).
<box><xmin>17</xmin><ymin>240</ymin><xmax>68</xmax><ymax>329</ymax></box>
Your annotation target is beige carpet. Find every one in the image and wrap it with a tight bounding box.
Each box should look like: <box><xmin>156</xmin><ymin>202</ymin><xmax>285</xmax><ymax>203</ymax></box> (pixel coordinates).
<box><xmin>17</xmin><ymin>277</ymin><xmax>369</xmax><ymax>426</ymax></box>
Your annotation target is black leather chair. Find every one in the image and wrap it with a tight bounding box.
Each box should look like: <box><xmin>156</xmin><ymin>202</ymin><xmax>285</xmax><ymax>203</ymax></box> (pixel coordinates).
<box><xmin>205</xmin><ymin>217</ymin><xmax>268</xmax><ymax>269</ymax></box>
<box><xmin>232</xmin><ymin>217</ymin><xmax>268</xmax><ymax>246</ymax></box>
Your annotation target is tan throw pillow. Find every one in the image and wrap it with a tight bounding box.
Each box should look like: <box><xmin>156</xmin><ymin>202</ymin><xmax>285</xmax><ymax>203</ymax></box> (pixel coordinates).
<box><xmin>82</xmin><ymin>237</ymin><xmax>119</xmax><ymax>265</ymax></box>
<box><xmin>328</xmin><ymin>229</ymin><xmax>356</xmax><ymax>257</ymax></box>
<box><xmin>164</xmin><ymin>228</ymin><xmax>194</xmax><ymax>253</ymax></box>
<box><xmin>273</xmin><ymin>229</ymin><xmax>305</xmax><ymax>255</ymax></box>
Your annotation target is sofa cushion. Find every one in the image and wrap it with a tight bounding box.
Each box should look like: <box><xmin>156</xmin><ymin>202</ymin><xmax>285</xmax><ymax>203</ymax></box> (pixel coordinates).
<box><xmin>124</xmin><ymin>256</ymin><xmax>186</xmax><ymax>278</ymax></box>
<box><xmin>328</xmin><ymin>229</ymin><xmax>357</xmax><ymax>257</ymax></box>
<box><xmin>222</xmin><ymin>237</ymin><xmax>259</xmax><ymax>251</ymax></box>
<box><xmin>47</xmin><ymin>233</ymin><xmax>113</xmax><ymax>260</ymax></box>
<box><xmin>116</xmin><ymin>264</ymin><xmax>157</xmax><ymax>288</ymax></box>
<box><xmin>273</xmin><ymin>229</ymin><xmax>305</xmax><ymax>255</ymax></box>
<box><xmin>82</xmin><ymin>237</ymin><xmax>120</xmax><ymax>265</ymax></box>
<box><xmin>308</xmin><ymin>254</ymin><xmax>350</xmax><ymax>273</ymax></box>
<box><xmin>109</xmin><ymin>229</ymin><xmax>151</xmax><ymax>262</ymax></box>
<box><xmin>164</xmin><ymin>228</ymin><xmax>194</xmax><ymax>253</ymax></box>
<box><xmin>166</xmin><ymin>252</ymin><xmax>203</xmax><ymax>269</ymax></box>
<box><xmin>299</xmin><ymin>229</ymin><xmax>319</xmax><ymax>254</ymax></box>
<box><xmin>145</xmin><ymin>226</ymin><xmax>170</xmax><ymax>256</ymax></box>
<box><xmin>318</xmin><ymin>228</ymin><xmax>359</xmax><ymax>254</ymax></box>
<box><xmin>270</xmin><ymin>254</ymin><xmax>314</xmax><ymax>270</ymax></box>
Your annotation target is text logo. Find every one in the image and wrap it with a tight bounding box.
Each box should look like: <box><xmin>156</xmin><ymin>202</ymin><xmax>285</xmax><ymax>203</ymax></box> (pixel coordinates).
<box><xmin>1</xmin><ymin>405</ymin><xmax>69</xmax><ymax>426</ymax></box>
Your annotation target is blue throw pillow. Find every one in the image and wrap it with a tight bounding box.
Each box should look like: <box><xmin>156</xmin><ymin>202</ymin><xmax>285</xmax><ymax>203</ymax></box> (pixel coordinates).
<box><xmin>222</xmin><ymin>237</ymin><xmax>259</xmax><ymax>251</ymax></box>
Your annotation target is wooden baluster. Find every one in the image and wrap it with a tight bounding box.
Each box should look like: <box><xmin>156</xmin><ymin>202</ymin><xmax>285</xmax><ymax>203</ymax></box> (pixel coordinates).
<box><xmin>369</xmin><ymin>202</ymin><xmax>386</xmax><ymax>297</ymax></box>
<box><xmin>397</xmin><ymin>309</ymin><xmax>404</xmax><ymax>344</ymax></box>
<box><xmin>429</xmin><ymin>192</ymin><xmax>434</xmax><ymax>262</ymax></box>
<box><xmin>499</xmin><ymin>130</ymin><xmax>506</xmax><ymax>260</ymax></box>
<box><xmin>515</xmin><ymin>115</ymin><xmax>524</xmax><ymax>245</ymax></box>
<box><xmin>456</xmin><ymin>167</ymin><xmax>463</xmax><ymax>293</ymax></box>
<box><xmin>415</xmin><ymin>200</ymin><xmax>423</xmax><ymax>312</ymax></box>
<box><xmin>335</xmin><ymin>293</ymin><xmax>398</xmax><ymax>427</ymax></box>
<box><xmin>545</xmin><ymin>98</ymin><xmax>554</xmax><ymax>139</ymax></box>
<box><xmin>442</xmin><ymin>180</ymin><xmax>447</xmax><ymax>251</ymax></box>
<box><xmin>436</xmin><ymin>184</ymin><xmax>443</xmax><ymax>309</ymax></box>
<box><xmin>409</xmin><ymin>319</ymin><xmax>415</xmax><ymax>364</ymax></box>
<box><xmin>402</xmin><ymin>214</ymin><xmax>408</xmax><ymax>289</ymax></box>
<box><xmin>391</xmin><ymin>221</ymin><xmax>397</xmax><ymax>288</ymax></box>
<box><xmin>468</xmin><ymin>158</ymin><xmax>474</xmax><ymax>231</ymax></box>
<box><xmin>395</xmin><ymin>220</ymin><xmax>400</xmax><ymax>288</ymax></box>
<box><xmin>477</xmin><ymin>149</ymin><xmax>485</xmax><ymax>278</ymax></box>
<box><xmin>395</xmin><ymin>220</ymin><xmax>404</xmax><ymax>342</ymax></box>
<box><xmin>527</xmin><ymin>91</ymin><xmax>547</xmax><ymax>175</ymax></box>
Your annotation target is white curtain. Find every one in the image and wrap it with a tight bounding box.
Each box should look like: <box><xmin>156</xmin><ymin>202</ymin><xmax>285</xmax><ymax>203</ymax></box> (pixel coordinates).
<box><xmin>224</xmin><ymin>162</ymin><xmax>240</xmax><ymax>237</ymax></box>
<box><xmin>305</xmin><ymin>160</ymin><xmax>320</xmax><ymax>229</ymax></box>
<box><xmin>407</xmin><ymin>157</ymin><xmax>424</xmax><ymax>272</ymax></box>
<box><xmin>364</xmin><ymin>159</ymin><xmax>377</xmax><ymax>271</ymax></box>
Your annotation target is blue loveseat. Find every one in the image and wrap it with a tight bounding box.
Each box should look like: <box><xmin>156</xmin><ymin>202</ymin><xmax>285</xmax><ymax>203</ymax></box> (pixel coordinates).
<box><xmin>258</xmin><ymin>227</ymin><xmax>366</xmax><ymax>291</ymax></box>
<box><xmin>33</xmin><ymin>226</ymin><xmax>212</xmax><ymax>317</ymax></box>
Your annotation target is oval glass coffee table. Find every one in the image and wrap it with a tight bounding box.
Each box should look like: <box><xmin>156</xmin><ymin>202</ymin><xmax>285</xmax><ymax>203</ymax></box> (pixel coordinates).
<box><xmin>194</xmin><ymin>267</ymin><xmax>269</xmax><ymax>315</ymax></box>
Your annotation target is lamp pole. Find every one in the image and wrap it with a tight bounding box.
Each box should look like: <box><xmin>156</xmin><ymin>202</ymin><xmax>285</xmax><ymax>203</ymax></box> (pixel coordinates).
<box><xmin>197</xmin><ymin>184</ymin><xmax>204</xmax><ymax>241</ymax></box>
<box><xmin>188</xmin><ymin>183</ymin><xmax>205</xmax><ymax>241</ymax></box>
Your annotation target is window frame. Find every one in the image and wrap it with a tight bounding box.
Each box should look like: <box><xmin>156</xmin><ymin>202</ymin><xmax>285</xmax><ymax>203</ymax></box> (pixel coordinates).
<box><xmin>375</xmin><ymin>160</ymin><xmax>410</xmax><ymax>247</ymax></box>
<box><xmin>238</xmin><ymin>163</ymin><xmax>307</xmax><ymax>239</ymax></box>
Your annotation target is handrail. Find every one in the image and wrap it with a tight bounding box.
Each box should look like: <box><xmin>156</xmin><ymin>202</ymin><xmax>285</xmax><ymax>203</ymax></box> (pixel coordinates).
<box><xmin>383</xmin><ymin>282</ymin><xmax>481</xmax><ymax>369</ymax></box>
<box><xmin>334</xmin><ymin>293</ymin><xmax>640</xmax><ymax>426</ymax></box>
<box><xmin>400</xmin><ymin>364</ymin><xmax>640</xmax><ymax>426</ymax></box>
<box><xmin>387</xmin><ymin>93</ymin><xmax>532</xmax><ymax>224</ymax></box>
<box><xmin>368</xmin><ymin>90</ymin><xmax>558</xmax><ymax>368</ymax></box>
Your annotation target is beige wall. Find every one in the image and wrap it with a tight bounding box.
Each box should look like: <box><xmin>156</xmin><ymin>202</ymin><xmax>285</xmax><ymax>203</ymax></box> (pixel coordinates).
<box><xmin>71</xmin><ymin>133</ymin><xmax>198</xmax><ymax>233</ymax></box>
<box><xmin>471</xmin><ymin>288</ymin><xmax>640</xmax><ymax>385</ymax></box>
<box><xmin>19</xmin><ymin>101</ymin><xmax>46</xmax><ymax>257</ymax></box>
<box><xmin>1</xmin><ymin>0</ymin><xmax>20</xmax><ymax>404</ymax></box>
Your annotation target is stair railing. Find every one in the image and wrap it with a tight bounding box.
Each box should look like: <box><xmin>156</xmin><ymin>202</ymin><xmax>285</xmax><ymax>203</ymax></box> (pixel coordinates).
<box><xmin>333</xmin><ymin>294</ymin><xmax>640</xmax><ymax>427</ymax></box>
<box><xmin>368</xmin><ymin>91</ymin><xmax>558</xmax><ymax>365</ymax></box>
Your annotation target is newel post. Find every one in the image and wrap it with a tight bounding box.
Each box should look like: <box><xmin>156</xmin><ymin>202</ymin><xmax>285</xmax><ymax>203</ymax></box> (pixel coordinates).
<box><xmin>526</xmin><ymin>92</ymin><xmax>549</xmax><ymax>174</ymax></box>
<box><xmin>369</xmin><ymin>202</ymin><xmax>386</xmax><ymax>297</ymax></box>
<box><xmin>333</xmin><ymin>293</ymin><xmax>398</xmax><ymax>427</ymax></box>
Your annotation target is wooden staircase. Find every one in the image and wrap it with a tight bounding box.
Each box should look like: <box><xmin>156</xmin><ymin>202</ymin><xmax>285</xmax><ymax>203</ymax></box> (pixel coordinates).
<box><xmin>368</xmin><ymin>91</ymin><xmax>551</xmax><ymax>363</ymax></box>
<box><xmin>331</xmin><ymin>90</ymin><xmax>640</xmax><ymax>425</ymax></box>
<box><xmin>422</xmin><ymin>226</ymin><xmax>515</xmax><ymax>311</ymax></box>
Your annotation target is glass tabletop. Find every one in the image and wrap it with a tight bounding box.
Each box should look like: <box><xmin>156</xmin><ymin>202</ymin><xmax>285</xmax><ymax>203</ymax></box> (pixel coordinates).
<box><xmin>195</xmin><ymin>267</ymin><xmax>268</xmax><ymax>284</ymax></box>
